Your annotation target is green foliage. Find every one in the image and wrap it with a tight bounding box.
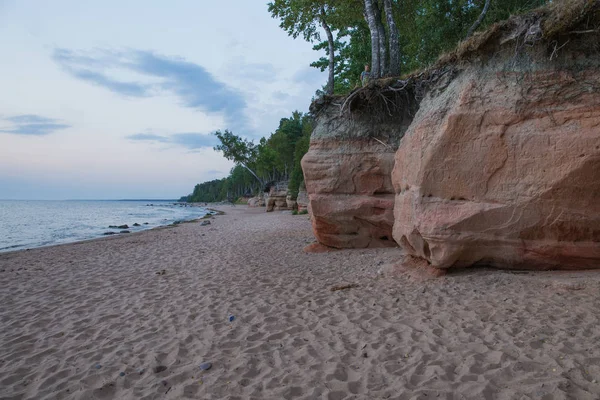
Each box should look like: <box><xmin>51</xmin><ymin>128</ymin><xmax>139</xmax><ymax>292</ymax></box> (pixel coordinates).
<box><xmin>185</xmin><ymin>112</ymin><xmax>314</xmax><ymax>203</ymax></box>
<box><xmin>292</xmin><ymin>210</ymin><xmax>299</xmax><ymax>215</ymax></box>
<box><xmin>395</xmin><ymin>0</ymin><xmax>550</xmax><ymax>72</ymax></box>
<box><xmin>298</xmin><ymin>209</ymin><xmax>309</xmax><ymax>215</ymax></box>
<box><xmin>287</xmin><ymin>115</ymin><xmax>313</xmax><ymax>199</ymax></box>
<box><xmin>213</xmin><ymin>130</ymin><xmax>257</xmax><ymax>169</ymax></box>
<box><xmin>271</xmin><ymin>0</ymin><xmax>550</xmax><ymax>93</ymax></box>
<box><xmin>187</xmin><ymin>179</ymin><xmax>227</xmax><ymax>203</ymax></box>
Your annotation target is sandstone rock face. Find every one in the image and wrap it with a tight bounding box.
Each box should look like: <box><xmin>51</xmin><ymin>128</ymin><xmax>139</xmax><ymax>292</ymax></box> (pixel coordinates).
<box><xmin>247</xmin><ymin>194</ymin><xmax>265</xmax><ymax>208</ymax></box>
<box><xmin>266</xmin><ymin>182</ymin><xmax>290</xmax><ymax>212</ymax></box>
<box><xmin>302</xmin><ymin>102</ymin><xmax>412</xmax><ymax>248</ymax></box>
<box><xmin>286</xmin><ymin>195</ymin><xmax>297</xmax><ymax>211</ymax></box>
<box><xmin>392</xmin><ymin>52</ymin><xmax>600</xmax><ymax>269</ymax></box>
<box><xmin>296</xmin><ymin>181</ymin><xmax>309</xmax><ymax>213</ymax></box>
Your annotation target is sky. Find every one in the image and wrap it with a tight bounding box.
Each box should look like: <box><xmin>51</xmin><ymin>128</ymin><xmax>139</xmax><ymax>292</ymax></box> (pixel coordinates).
<box><xmin>0</xmin><ymin>0</ymin><xmax>326</xmax><ymax>200</ymax></box>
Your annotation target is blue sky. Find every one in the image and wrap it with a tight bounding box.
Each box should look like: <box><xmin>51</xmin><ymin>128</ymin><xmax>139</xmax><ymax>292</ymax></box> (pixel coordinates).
<box><xmin>0</xmin><ymin>0</ymin><xmax>325</xmax><ymax>199</ymax></box>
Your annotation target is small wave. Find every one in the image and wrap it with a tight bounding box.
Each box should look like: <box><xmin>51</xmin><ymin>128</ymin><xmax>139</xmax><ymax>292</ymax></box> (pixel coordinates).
<box><xmin>0</xmin><ymin>244</ymin><xmax>24</xmax><ymax>251</ymax></box>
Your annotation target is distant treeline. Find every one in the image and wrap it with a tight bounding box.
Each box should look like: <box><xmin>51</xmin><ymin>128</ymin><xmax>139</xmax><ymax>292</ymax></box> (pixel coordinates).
<box><xmin>180</xmin><ymin>111</ymin><xmax>313</xmax><ymax>203</ymax></box>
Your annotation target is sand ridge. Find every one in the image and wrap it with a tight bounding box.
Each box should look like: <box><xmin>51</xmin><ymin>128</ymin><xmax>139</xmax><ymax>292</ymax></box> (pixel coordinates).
<box><xmin>1</xmin><ymin>206</ymin><xmax>600</xmax><ymax>399</ymax></box>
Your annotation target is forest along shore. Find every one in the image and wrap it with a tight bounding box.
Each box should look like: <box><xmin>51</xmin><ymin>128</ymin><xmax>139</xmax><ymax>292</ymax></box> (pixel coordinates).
<box><xmin>2</xmin><ymin>206</ymin><xmax>600</xmax><ymax>399</ymax></box>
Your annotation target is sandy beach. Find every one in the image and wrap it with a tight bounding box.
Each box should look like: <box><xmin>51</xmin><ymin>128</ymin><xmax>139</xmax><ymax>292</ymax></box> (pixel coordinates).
<box><xmin>2</xmin><ymin>206</ymin><xmax>600</xmax><ymax>400</ymax></box>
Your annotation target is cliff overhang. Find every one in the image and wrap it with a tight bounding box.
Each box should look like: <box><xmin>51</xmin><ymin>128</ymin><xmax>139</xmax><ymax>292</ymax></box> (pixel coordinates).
<box><xmin>303</xmin><ymin>0</ymin><xmax>600</xmax><ymax>269</ymax></box>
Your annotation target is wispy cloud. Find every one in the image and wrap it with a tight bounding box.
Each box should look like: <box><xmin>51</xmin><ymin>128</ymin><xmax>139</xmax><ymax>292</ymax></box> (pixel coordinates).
<box><xmin>53</xmin><ymin>48</ymin><xmax>248</xmax><ymax>130</ymax></box>
<box><xmin>127</xmin><ymin>133</ymin><xmax>170</xmax><ymax>143</ymax></box>
<box><xmin>228</xmin><ymin>62</ymin><xmax>277</xmax><ymax>81</ymax></box>
<box><xmin>292</xmin><ymin>66</ymin><xmax>324</xmax><ymax>85</ymax></box>
<box><xmin>273</xmin><ymin>91</ymin><xmax>290</xmax><ymax>101</ymax></box>
<box><xmin>127</xmin><ymin>131</ymin><xmax>216</xmax><ymax>149</ymax></box>
<box><xmin>0</xmin><ymin>114</ymin><xmax>70</xmax><ymax>136</ymax></box>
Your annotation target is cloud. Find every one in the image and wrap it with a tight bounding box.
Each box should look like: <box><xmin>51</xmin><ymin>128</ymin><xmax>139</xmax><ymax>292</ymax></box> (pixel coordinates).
<box><xmin>234</xmin><ymin>62</ymin><xmax>277</xmax><ymax>81</ymax></box>
<box><xmin>127</xmin><ymin>131</ymin><xmax>216</xmax><ymax>149</ymax></box>
<box><xmin>0</xmin><ymin>114</ymin><xmax>70</xmax><ymax>136</ymax></box>
<box><xmin>53</xmin><ymin>48</ymin><xmax>248</xmax><ymax>129</ymax></box>
<box><xmin>170</xmin><ymin>133</ymin><xmax>217</xmax><ymax>149</ymax></box>
<box><xmin>127</xmin><ymin>133</ymin><xmax>170</xmax><ymax>142</ymax></box>
<box><xmin>293</xmin><ymin>66</ymin><xmax>325</xmax><ymax>85</ymax></box>
<box><xmin>272</xmin><ymin>91</ymin><xmax>290</xmax><ymax>101</ymax></box>
<box><xmin>206</xmin><ymin>169</ymin><xmax>226</xmax><ymax>176</ymax></box>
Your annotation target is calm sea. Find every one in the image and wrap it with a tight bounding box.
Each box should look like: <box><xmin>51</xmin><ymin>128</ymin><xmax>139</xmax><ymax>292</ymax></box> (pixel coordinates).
<box><xmin>0</xmin><ymin>200</ymin><xmax>209</xmax><ymax>253</ymax></box>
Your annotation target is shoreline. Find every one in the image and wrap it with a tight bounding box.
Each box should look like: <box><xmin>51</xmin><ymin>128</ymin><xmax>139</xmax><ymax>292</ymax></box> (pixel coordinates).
<box><xmin>2</xmin><ymin>206</ymin><xmax>600</xmax><ymax>399</ymax></box>
<box><xmin>0</xmin><ymin>205</ymin><xmax>217</xmax><ymax>257</ymax></box>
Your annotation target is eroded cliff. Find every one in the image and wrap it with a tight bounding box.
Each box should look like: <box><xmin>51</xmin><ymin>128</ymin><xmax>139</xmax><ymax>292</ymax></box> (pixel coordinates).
<box><xmin>301</xmin><ymin>92</ymin><xmax>415</xmax><ymax>248</ymax></box>
<box><xmin>304</xmin><ymin>1</ymin><xmax>600</xmax><ymax>269</ymax></box>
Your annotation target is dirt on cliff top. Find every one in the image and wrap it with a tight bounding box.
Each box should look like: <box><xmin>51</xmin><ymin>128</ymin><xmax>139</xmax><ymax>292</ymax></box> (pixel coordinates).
<box><xmin>436</xmin><ymin>0</ymin><xmax>600</xmax><ymax>67</ymax></box>
<box><xmin>311</xmin><ymin>0</ymin><xmax>600</xmax><ymax>116</ymax></box>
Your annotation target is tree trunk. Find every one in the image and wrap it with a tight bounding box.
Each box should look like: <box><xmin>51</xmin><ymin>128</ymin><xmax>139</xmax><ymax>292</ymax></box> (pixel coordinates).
<box><xmin>364</xmin><ymin>0</ymin><xmax>380</xmax><ymax>78</ymax></box>
<box><xmin>320</xmin><ymin>6</ymin><xmax>335</xmax><ymax>95</ymax></box>
<box><xmin>242</xmin><ymin>164</ymin><xmax>263</xmax><ymax>187</ymax></box>
<box><xmin>466</xmin><ymin>0</ymin><xmax>491</xmax><ymax>39</ymax></box>
<box><xmin>383</xmin><ymin>0</ymin><xmax>400</xmax><ymax>76</ymax></box>
<box><xmin>372</xmin><ymin>0</ymin><xmax>387</xmax><ymax>76</ymax></box>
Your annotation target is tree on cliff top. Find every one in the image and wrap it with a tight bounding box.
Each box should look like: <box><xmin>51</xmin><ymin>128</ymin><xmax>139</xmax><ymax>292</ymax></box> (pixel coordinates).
<box><xmin>268</xmin><ymin>0</ymin><xmax>342</xmax><ymax>94</ymax></box>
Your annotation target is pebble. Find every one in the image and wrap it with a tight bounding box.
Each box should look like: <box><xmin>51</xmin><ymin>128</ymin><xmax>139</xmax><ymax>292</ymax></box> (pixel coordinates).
<box><xmin>154</xmin><ymin>365</ymin><xmax>167</xmax><ymax>373</ymax></box>
<box><xmin>119</xmin><ymin>372</ymin><xmax>125</xmax><ymax>377</ymax></box>
<box><xmin>95</xmin><ymin>364</ymin><xmax>102</xmax><ymax>369</ymax></box>
<box><xmin>228</xmin><ymin>315</ymin><xmax>235</xmax><ymax>322</ymax></box>
<box><xmin>199</xmin><ymin>362</ymin><xmax>212</xmax><ymax>371</ymax></box>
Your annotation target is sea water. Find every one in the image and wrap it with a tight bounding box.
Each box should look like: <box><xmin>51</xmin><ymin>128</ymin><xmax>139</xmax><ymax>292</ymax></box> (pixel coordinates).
<box><xmin>0</xmin><ymin>200</ymin><xmax>209</xmax><ymax>252</ymax></box>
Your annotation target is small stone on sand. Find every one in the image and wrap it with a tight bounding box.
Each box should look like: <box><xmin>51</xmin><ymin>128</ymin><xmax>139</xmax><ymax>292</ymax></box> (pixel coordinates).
<box><xmin>199</xmin><ymin>362</ymin><xmax>212</xmax><ymax>371</ymax></box>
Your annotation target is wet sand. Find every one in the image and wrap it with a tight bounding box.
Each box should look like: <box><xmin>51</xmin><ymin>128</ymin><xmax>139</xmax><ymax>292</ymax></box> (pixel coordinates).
<box><xmin>1</xmin><ymin>206</ymin><xmax>600</xmax><ymax>399</ymax></box>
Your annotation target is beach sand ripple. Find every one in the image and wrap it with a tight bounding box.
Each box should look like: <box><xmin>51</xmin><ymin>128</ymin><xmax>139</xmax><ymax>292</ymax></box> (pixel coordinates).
<box><xmin>1</xmin><ymin>207</ymin><xmax>600</xmax><ymax>399</ymax></box>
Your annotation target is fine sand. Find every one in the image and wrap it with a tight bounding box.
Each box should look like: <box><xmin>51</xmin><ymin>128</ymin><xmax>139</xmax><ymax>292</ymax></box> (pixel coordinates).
<box><xmin>1</xmin><ymin>206</ymin><xmax>600</xmax><ymax>400</ymax></box>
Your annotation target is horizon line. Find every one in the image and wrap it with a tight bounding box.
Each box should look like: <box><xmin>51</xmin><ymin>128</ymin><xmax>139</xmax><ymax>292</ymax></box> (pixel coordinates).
<box><xmin>0</xmin><ymin>198</ymin><xmax>180</xmax><ymax>202</ymax></box>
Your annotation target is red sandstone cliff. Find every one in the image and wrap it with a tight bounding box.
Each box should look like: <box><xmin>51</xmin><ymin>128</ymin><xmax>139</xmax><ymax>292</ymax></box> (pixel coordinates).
<box><xmin>392</xmin><ymin>5</ymin><xmax>600</xmax><ymax>270</ymax></box>
<box><xmin>301</xmin><ymin>97</ymin><xmax>413</xmax><ymax>248</ymax></box>
<box><xmin>304</xmin><ymin>1</ymin><xmax>600</xmax><ymax>269</ymax></box>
